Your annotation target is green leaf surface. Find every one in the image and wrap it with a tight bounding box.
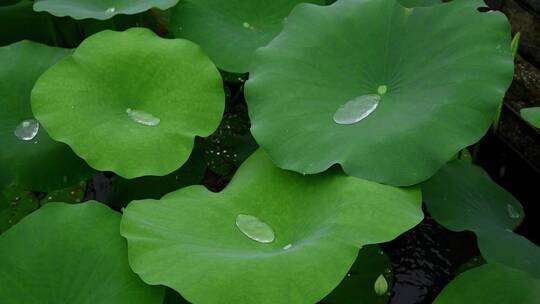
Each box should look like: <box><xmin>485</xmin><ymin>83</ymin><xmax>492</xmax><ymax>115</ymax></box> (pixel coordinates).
<box><xmin>324</xmin><ymin>245</ymin><xmax>393</xmax><ymax>304</ymax></box>
<box><xmin>170</xmin><ymin>0</ymin><xmax>325</xmax><ymax>73</ymax></box>
<box><xmin>41</xmin><ymin>181</ymin><xmax>86</xmax><ymax>204</ymax></box>
<box><xmin>33</xmin><ymin>0</ymin><xmax>180</xmax><ymax>20</ymax></box>
<box><xmin>398</xmin><ymin>0</ymin><xmax>443</xmax><ymax>7</ymax></box>
<box><xmin>0</xmin><ymin>41</ymin><xmax>93</xmax><ymax>191</ymax></box>
<box><xmin>422</xmin><ymin>160</ymin><xmax>540</xmax><ymax>279</ymax></box>
<box><xmin>434</xmin><ymin>263</ymin><xmax>540</xmax><ymax>304</ymax></box>
<box><xmin>121</xmin><ymin>149</ymin><xmax>422</xmax><ymax>304</ymax></box>
<box><xmin>32</xmin><ymin>28</ymin><xmax>224</xmax><ymax>178</ymax></box>
<box><xmin>245</xmin><ymin>0</ymin><xmax>514</xmax><ymax>186</ymax></box>
<box><xmin>0</xmin><ymin>202</ymin><xmax>164</xmax><ymax>303</ymax></box>
<box><xmin>521</xmin><ymin>107</ymin><xmax>540</xmax><ymax>128</ymax></box>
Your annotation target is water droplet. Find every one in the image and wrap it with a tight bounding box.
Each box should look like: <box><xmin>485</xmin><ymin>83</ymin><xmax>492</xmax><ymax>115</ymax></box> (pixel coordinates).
<box><xmin>377</xmin><ymin>85</ymin><xmax>388</xmax><ymax>95</ymax></box>
<box><xmin>106</xmin><ymin>7</ymin><xmax>116</xmax><ymax>14</ymax></box>
<box><xmin>14</xmin><ymin>119</ymin><xmax>39</xmax><ymax>141</ymax></box>
<box><xmin>378</xmin><ymin>249</ymin><xmax>385</xmax><ymax>255</ymax></box>
<box><xmin>384</xmin><ymin>268</ymin><xmax>392</xmax><ymax>275</ymax></box>
<box><xmin>507</xmin><ymin>204</ymin><xmax>520</xmax><ymax>219</ymax></box>
<box><xmin>283</xmin><ymin>244</ymin><xmax>292</xmax><ymax>250</ymax></box>
<box><xmin>243</xmin><ymin>22</ymin><xmax>250</xmax><ymax>28</ymax></box>
<box><xmin>333</xmin><ymin>94</ymin><xmax>380</xmax><ymax>125</ymax></box>
<box><xmin>374</xmin><ymin>274</ymin><xmax>389</xmax><ymax>296</ymax></box>
<box><xmin>235</xmin><ymin>214</ymin><xmax>275</xmax><ymax>244</ymax></box>
<box><xmin>126</xmin><ymin>108</ymin><xmax>160</xmax><ymax>126</ymax></box>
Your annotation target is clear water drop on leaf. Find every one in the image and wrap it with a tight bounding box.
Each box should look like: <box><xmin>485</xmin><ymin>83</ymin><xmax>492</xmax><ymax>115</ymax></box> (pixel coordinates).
<box><xmin>283</xmin><ymin>244</ymin><xmax>292</xmax><ymax>250</ymax></box>
<box><xmin>106</xmin><ymin>7</ymin><xmax>116</xmax><ymax>14</ymax></box>
<box><xmin>14</xmin><ymin>119</ymin><xmax>40</xmax><ymax>141</ymax></box>
<box><xmin>126</xmin><ymin>108</ymin><xmax>160</xmax><ymax>126</ymax></box>
<box><xmin>235</xmin><ymin>214</ymin><xmax>275</xmax><ymax>244</ymax></box>
<box><xmin>333</xmin><ymin>94</ymin><xmax>381</xmax><ymax>125</ymax></box>
<box><xmin>243</xmin><ymin>22</ymin><xmax>250</xmax><ymax>28</ymax></box>
<box><xmin>377</xmin><ymin>85</ymin><xmax>388</xmax><ymax>95</ymax></box>
<box><xmin>374</xmin><ymin>274</ymin><xmax>389</xmax><ymax>296</ymax></box>
<box><xmin>507</xmin><ymin>204</ymin><xmax>520</xmax><ymax>219</ymax></box>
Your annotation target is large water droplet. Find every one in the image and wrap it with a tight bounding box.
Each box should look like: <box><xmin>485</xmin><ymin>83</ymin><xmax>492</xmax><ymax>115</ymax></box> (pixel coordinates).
<box><xmin>374</xmin><ymin>274</ymin><xmax>389</xmax><ymax>296</ymax></box>
<box><xmin>333</xmin><ymin>94</ymin><xmax>380</xmax><ymax>125</ymax></box>
<box><xmin>235</xmin><ymin>214</ymin><xmax>275</xmax><ymax>244</ymax></box>
<box><xmin>126</xmin><ymin>108</ymin><xmax>160</xmax><ymax>126</ymax></box>
<box><xmin>507</xmin><ymin>204</ymin><xmax>520</xmax><ymax>219</ymax></box>
<box><xmin>14</xmin><ymin>119</ymin><xmax>39</xmax><ymax>141</ymax></box>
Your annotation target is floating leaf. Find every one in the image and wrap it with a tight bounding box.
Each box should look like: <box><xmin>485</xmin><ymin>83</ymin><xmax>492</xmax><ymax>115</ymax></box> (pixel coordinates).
<box><xmin>170</xmin><ymin>0</ymin><xmax>325</xmax><ymax>73</ymax></box>
<box><xmin>41</xmin><ymin>181</ymin><xmax>86</xmax><ymax>204</ymax></box>
<box><xmin>521</xmin><ymin>107</ymin><xmax>540</xmax><ymax>128</ymax></box>
<box><xmin>32</xmin><ymin>28</ymin><xmax>224</xmax><ymax>178</ymax></box>
<box><xmin>422</xmin><ymin>160</ymin><xmax>540</xmax><ymax>279</ymax></box>
<box><xmin>33</xmin><ymin>0</ymin><xmax>180</xmax><ymax>20</ymax></box>
<box><xmin>434</xmin><ymin>263</ymin><xmax>540</xmax><ymax>304</ymax></box>
<box><xmin>324</xmin><ymin>245</ymin><xmax>393</xmax><ymax>304</ymax></box>
<box><xmin>121</xmin><ymin>150</ymin><xmax>422</xmax><ymax>304</ymax></box>
<box><xmin>0</xmin><ymin>202</ymin><xmax>164</xmax><ymax>303</ymax></box>
<box><xmin>0</xmin><ymin>41</ymin><xmax>93</xmax><ymax>191</ymax></box>
<box><xmin>245</xmin><ymin>0</ymin><xmax>514</xmax><ymax>186</ymax></box>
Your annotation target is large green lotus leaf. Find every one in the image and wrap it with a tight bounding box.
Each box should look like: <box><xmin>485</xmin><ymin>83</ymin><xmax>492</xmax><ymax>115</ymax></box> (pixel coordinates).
<box><xmin>398</xmin><ymin>0</ymin><xmax>443</xmax><ymax>7</ymax></box>
<box><xmin>521</xmin><ymin>107</ymin><xmax>540</xmax><ymax>128</ymax></box>
<box><xmin>32</xmin><ymin>28</ymin><xmax>224</xmax><ymax>178</ymax></box>
<box><xmin>170</xmin><ymin>0</ymin><xmax>325</xmax><ymax>73</ymax></box>
<box><xmin>0</xmin><ymin>41</ymin><xmax>94</xmax><ymax>191</ymax></box>
<box><xmin>33</xmin><ymin>0</ymin><xmax>180</xmax><ymax>20</ymax></box>
<box><xmin>324</xmin><ymin>245</ymin><xmax>393</xmax><ymax>304</ymax></box>
<box><xmin>433</xmin><ymin>263</ymin><xmax>540</xmax><ymax>304</ymax></box>
<box><xmin>422</xmin><ymin>160</ymin><xmax>540</xmax><ymax>279</ymax></box>
<box><xmin>121</xmin><ymin>149</ymin><xmax>422</xmax><ymax>304</ymax></box>
<box><xmin>0</xmin><ymin>202</ymin><xmax>164</xmax><ymax>303</ymax></box>
<box><xmin>245</xmin><ymin>0</ymin><xmax>514</xmax><ymax>186</ymax></box>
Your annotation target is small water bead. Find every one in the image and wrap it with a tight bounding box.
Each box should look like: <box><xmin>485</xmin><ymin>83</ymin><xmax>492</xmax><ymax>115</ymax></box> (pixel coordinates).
<box><xmin>283</xmin><ymin>244</ymin><xmax>293</xmax><ymax>250</ymax></box>
<box><xmin>235</xmin><ymin>214</ymin><xmax>275</xmax><ymax>244</ymax></box>
<box><xmin>106</xmin><ymin>7</ymin><xmax>116</xmax><ymax>14</ymax></box>
<box><xmin>507</xmin><ymin>204</ymin><xmax>520</xmax><ymax>219</ymax></box>
<box><xmin>242</xmin><ymin>22</ymin><xmax>250</xmax><ymax>28</ymax></box>
<box><xmin>126</xmin><ymin>108</ymin><xmax>160</xmax><ymax>126</ymax></box>
<box><xmin>333</xmin><ymin>94</ymin><xmax>381</xmax><ymax>125</ymax></box>
<box><xmin>14</xmin><ymin>119</ymin><xmax>40</xmax><ymax>141</ymax></box>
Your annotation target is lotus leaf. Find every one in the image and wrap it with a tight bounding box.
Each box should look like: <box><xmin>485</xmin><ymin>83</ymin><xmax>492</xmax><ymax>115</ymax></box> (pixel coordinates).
<box><xmin>0</xmin><ymin>41</ymin><xmax>93</xmax><ymax>191</ymax></box>
<box><xmin>434</xmin><ymin>263</ymin><xmax>540</xmax><ymax>304</ymax></box>
<box><xmin>245</xmin><ymin>0</ymin><xmax>514</xmax><ymax>186</ymax></box>
<box><xmin>32</xmin><ymin>28</ymin><xmax>224</xmax><ymax>178</ymax></box>
<box><xmin>422</xmin><ymin>160</ymin><xmax>540</xmax><ymax>279</ymax></box>
<box><xmin>0</xmin><ymin>202</ymin><xmax>164</xmax><ymax>303</ymax></box>
<box><xmin>33</xmin><ymin>0</ymin><xmax>180</xmax><ymax>20</ymax></box>
<box><xmin>121</xmin><ymin>150</ymin><xmax>422</xmax><ymax>304</ymax></box>
<box><xmin>170</xmin><ymin>0</ymin><xmax>325</xmax><ymax>73</ymax></box>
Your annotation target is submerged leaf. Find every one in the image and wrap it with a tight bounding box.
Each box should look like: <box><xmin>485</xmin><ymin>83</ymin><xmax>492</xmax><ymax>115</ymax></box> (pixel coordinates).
<box><xmin>32</xmin><ymin>28</ymin><xmax>224</xmax><ymax>178</ymax></box>
<box><xmin>245</xmin><ymin>0</ymin><xmax>514</xmax><ymax>186</ymax></box>
<box><xmin>121</xmin><ymin>150</ymin><xmax>422</xmax><ymax>304</ymax></box>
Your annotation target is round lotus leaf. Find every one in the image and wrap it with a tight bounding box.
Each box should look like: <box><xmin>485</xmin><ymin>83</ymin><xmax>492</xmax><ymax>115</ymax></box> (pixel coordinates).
<box><xmin>521</xmin><ymin>107</ymin><xmax>540</xmax><ymax>128</ymax></box>
<box><xmin>32</xmin><ymin>28</ymin><xmax>224</xmax><ymax>179</ymax></box>
<box><xmin>0</xmin><ymin>41</ymin><xmax>94</xmax><ymax>191</ymax></box>
<box><xmin>33</xmin><ymin>0</ymin><xmax>180</xmax><ymax>20</ymax></box>
<box><xmin>434</xmin><ymin>263</ymin><xmax>540</xmax><ymax>304</ymax></box>
<box><xmin>245</xmin><ymin>0</ymin><xmax>514</xmax><ymax>186</ymax></box>
<box><xmin>170</xmin><ymin>0</ymin><xmax>325</xmax><ymax>73</ymax></box>
<box><xmin>422</xmin><ymin>160</ymin><xmax>540</xmax><ymax>279</ymax></box>
<box><xmin>120</xmin><ymin>149</ymin><xmax>422</xmax><ymax>304</ymax></box>
<box><xmin>0</xmin><ymin>202</ymin><xmax>164</xmax><ymax>303</ymax></box>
